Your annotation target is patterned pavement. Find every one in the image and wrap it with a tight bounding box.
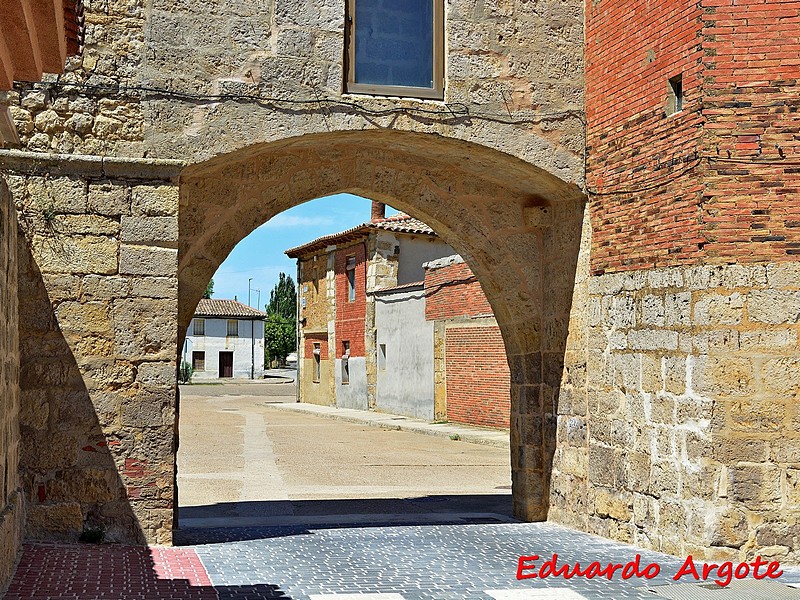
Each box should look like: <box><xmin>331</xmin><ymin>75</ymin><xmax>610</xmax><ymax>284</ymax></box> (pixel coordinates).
<box><xmin>6</xmin><ymin>522</ymin><xmax>800</xmax><ymax>600</ymax></box>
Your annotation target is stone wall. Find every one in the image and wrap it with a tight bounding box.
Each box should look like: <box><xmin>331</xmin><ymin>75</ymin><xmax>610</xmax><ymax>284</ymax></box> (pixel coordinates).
<box><xmin>0</xmin><ymin>178</ymin><xmax>24</xmax><ymax>593</ymax></box>
<box><xmin>550</xmin><ymin>262</ymin><xmax>800</xmax><ymax>562</ymax></box>
<box><xmin>3</xmin><ymin>153</ymin><xmax>181</xmax><ymax>545</ymax></box>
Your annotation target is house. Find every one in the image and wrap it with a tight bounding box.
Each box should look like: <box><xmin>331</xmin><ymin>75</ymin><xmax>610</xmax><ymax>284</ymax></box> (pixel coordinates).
<box><xmin>373</xmin><ymin>255</ymin><xmax>511</xmax><ymax>428</ymax></box>
<box><xmin>287</xmin><ymin>203</ymin><xmax>512</xmax><ymax>428</ymax></box>
<box><xmin>184</xmin><ymin>299</ymin><xmax>267</xmax><ymax>380</ymax></box>
<box><xmin>285</xmin><ymin>202</ymin><xmax>455</xmax><ymax>410</ymax></box>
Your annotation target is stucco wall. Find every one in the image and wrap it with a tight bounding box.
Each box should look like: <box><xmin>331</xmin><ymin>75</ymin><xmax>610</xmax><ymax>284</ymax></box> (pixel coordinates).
<box><xmin>396</xmin><ymin>236</ymin><xmax>454</xmax><ymax>286</ymax></box>
<box><xmin>0</xmin><ymin>178</ymin><xmax>24</xmax><ymax>593</ymax></box>
<box><xmin>335</xmin><ymin>356</ymin><xmax>367</xmax><ymax>410</ymax></box>
<box><xmin>374</xmin><ymin>286</ymin><xmax>435</xmax><ymax>420</ymax></box>
<box><xmin>186</xmin><ymin>317</ymin><xmax>265</xmax><ymax>379</ymax></box>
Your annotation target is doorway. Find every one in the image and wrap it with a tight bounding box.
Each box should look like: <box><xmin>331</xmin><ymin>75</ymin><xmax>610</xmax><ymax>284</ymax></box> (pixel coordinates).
<box><xmin>219</xmin><ymin>351</ymin><xmax>233</xmax><ymax>378</ymax></box>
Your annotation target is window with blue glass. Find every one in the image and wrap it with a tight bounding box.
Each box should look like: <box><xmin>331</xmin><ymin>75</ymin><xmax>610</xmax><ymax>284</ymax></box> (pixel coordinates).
<box><xmin>346</xmin><ymin>0</ymin><xmax>444</xmax><ymax>99</ymax></box>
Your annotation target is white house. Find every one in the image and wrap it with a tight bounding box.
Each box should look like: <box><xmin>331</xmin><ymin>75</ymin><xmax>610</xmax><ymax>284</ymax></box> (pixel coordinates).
<box><xmin>184</xmin><ymin>299</ymin><xmax>267</xmax><ymax>380</ymax></box>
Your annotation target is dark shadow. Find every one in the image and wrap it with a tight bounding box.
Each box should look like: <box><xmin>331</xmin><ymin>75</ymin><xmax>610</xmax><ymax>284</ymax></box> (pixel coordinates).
<box><xmin>16</xmin><ymin>231</ymin><xmax>148</xmax><ymax>544</ymax></box>
<box><xmin>4</xmin><ymin>542</ymin><xmax>294</xmax><ymax>600</ymax></box>
<box><xmin>175</xmin><ymin>494</ymin><xmax>516</xmax><ymax>545</ymax></box>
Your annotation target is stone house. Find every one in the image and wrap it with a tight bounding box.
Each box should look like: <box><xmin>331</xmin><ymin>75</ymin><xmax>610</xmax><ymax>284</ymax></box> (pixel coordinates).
<box><xmin>285</xmin><ymin>202</ymin><xmax>455</xmax><ymax>410</ymax></box>
<box><xmin>0</xmin><ymin>0</ymin><xmax>799</xmax><ymax>585</ymax></box>
<box><xmin>183</xmin><ymin>299</ymin><xmax>267</xmax><ymax>380</ymax></box>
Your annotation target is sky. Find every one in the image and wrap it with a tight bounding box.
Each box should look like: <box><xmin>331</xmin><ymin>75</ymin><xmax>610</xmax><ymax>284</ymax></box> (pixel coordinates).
<box><xmin>210</xmin><ymin>193</ymin><xmax>398</xmax><ymax>309</ymax></box>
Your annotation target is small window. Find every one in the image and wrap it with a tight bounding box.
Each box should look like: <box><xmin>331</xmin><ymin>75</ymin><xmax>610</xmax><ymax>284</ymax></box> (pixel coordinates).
<box><xmin>378</xmin><ymin>343</ymin><xmax>386</xmax><ymax>371</ymax></box>
<box><xmin>227</xmin><ymin>320</ymin><xmax>239</xmax><ymax>337</ymax></box>
<box><xmin>342</xmin><ymin>341</ymin><xmax>350</xmax><ymax>384</ymax></box>
<box><xmin>192</xmin><ymin>351</ymin><xmax>205</xmax><ymax>371</ymax></box>
<box><xmin>666</xmin><ymin>75</ymin><xmax>683</xmax><ymax>116</ymax></box>
<box><xmin>193</xmin><ymin>319</ymin><xmax>205</xmax><ymax>336</ymax></box>
<box><xmin>345</xmin><ymin>0</ymin><xmax>444</xmax><ymax>99</ymax></box>
<box><xmin>346</xmin><ymin>255</ymin><xmax>356</xmax><ymax>302</ymax></box>
<box><xmin>313</xmin><ymin>343</ymin><xmax>321</xmax><ymax>383</ymax></box>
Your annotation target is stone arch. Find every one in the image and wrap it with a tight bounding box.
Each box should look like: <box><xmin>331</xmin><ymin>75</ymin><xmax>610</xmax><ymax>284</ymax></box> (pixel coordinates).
<box><xmin>179</xmin><ymin>129</ymin><xmax>587</xmax><ymax>520</ymax></box>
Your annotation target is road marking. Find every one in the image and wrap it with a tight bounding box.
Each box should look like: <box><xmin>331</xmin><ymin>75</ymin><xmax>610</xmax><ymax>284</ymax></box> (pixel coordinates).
<box><xmin>485</xmin><ymin>589</ymin><xmax>589</xmax><ymax>599</ymax></box>
<box><xmin>309</xmin><ymin>595</ymin><xmax>406</xmax><ymax>600</ymax></box>
<box><xmin>240</xmin><ymin>409</ymin><xmax>290</xmax><ymax>502</ymax></box>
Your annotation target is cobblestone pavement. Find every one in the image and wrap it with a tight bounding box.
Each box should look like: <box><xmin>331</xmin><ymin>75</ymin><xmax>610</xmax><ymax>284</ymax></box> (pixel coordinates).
<box><xmin>7</xmin><ymin>522</ymin><xmax>800</xmax><ymax>599</ymax></box>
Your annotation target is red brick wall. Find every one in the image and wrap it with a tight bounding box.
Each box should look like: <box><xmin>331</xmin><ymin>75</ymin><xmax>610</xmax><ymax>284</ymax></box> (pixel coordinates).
<box><xmin>586</xmin><ymin>0</ymin><xmax>800</xmax><ymax>272</ymax></box>
<box><xmin>303</xmin><ymin>333</ymin><xmax>328</xmax><ymax>359</ymax></box>
<box><xmin>424</xmin><ymin>262</ymin><xmax>493</xmax><ymax>321</ymax></box>
<box><xmin>700</xmin><ymin>0</ymin><xmax>800</xmax><ymax>260</ymax></box>
<box><xmin>586</xmin><ymin>0</ymin><xmax>705</xmax><ymax>273</ymax></box>
<box><xmin>445</xmin><ymin>326</ymin><xmax>510</xmax><ymax>429</ymax></box>
<box><xmin>334</xmin><ymin>242</ymin><xmax>366</xmax><ymax>357</ymax></box>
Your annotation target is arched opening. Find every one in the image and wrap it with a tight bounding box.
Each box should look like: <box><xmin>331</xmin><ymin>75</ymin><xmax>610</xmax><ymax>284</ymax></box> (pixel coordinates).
<box><xmin>176</xmin><ymin>194</ymin><xmax>515</xmax><ymax>530</ymax></box>
<box><xmin>178</xmin><ymin>130</ymin><xmax>587</xmax><ymax>523</ymax></box>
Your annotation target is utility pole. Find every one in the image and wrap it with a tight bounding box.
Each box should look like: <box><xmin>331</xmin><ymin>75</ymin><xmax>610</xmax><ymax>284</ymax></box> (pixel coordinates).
<box><xmin>250</xmin><ymin>318</ymin><xmax>255</xmax><ymax>380</ymax></box>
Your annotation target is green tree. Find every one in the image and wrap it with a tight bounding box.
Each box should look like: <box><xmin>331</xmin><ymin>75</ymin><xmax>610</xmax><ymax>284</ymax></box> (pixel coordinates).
<box><xmin>266</xmin><ymin>272</ymin><xmax>296</xmax><ymax>320</ymax></box>
<box><xmin>264</xmin><ymin>273</ymin><xmax>297</xmax><ymax>366</ymax></box>
<box><xmin>203</xmin><ymin>278</ymin><xmax>214</xmax><ymax>299</ymax></box>
<box><xmin>264</xmin><ymin>314</ymin><xmax>295</xmax><ymax>366</ymax></box>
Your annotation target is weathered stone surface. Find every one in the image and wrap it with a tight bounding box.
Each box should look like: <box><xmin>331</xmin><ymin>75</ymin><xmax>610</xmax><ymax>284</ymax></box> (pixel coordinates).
<box><xmin>26</xmin><ymin>503</ymin><xmax>83</xmax><ymax>538</ymax></box>
<box><xmin>32</xmin><ymin>235</ymin><xmax>118</xmax><ymax>275</ymax></box>
<box><xmin>112</xmin><ymin>298</ymin><xmax>177</xmax><ymax>360</ymax></box>
<box><xmin>120</xmin><ymin>216</ymin><xmax>178</xmax><ymax>244</ymax></box>
<box><xmin>119</xmin><ymin>245</ymin><xmax>177</xmax><ymax>276</ymax></box>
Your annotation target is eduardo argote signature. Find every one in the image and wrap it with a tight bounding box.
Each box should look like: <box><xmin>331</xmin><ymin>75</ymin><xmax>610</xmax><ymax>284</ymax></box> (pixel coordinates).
<box><xmin>517</xmin><ymin>553</ymin><xmax>784</xmax><ymax>587</ymax></box>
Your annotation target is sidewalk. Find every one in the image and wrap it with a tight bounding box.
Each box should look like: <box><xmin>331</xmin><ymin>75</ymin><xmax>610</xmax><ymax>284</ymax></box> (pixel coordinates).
<box><xmin>263</xmin><ymin>401</ymin><xmax>510</xmax><ymax>449</ymax></box>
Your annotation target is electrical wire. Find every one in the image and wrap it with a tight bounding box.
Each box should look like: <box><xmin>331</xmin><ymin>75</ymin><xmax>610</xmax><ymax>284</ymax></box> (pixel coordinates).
<box><xmin>20</xmin><ymin>80</ymin><xmax>584</xmax><ymax>126</ymax></box>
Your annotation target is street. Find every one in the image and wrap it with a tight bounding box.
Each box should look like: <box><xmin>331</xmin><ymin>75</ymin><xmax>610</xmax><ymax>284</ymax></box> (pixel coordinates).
<box><xmin>176</xmin><ymin>379</ymin><xmax>513</xmax><ymax>530</ymax></box>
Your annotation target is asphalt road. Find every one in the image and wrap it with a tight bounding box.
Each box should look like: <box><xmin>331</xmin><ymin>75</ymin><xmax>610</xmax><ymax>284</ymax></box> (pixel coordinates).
<box><xmin>177</xmin><ymin>380</ymin><xmax>512</xmax><ymax>530</ymax></box>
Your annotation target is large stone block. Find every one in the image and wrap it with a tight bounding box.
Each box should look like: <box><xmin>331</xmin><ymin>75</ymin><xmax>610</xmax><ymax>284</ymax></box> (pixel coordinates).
<box><xmin>26</xmin><ymin>503</ymin><xmax>83</xmax><ymax>539</ymax></box>
<box><xmin>119</xmin><ymin>245</ymin><xmax>177</xmax><ymax>276</ymax></box>
<box><xmin>111</xmin><ymin>298</ymin><xmax>177</xmax><ymax>360</ymax></box>
<box><xmin>32</xmin><ymin>235</ymin><xmax>118</xmax><ymax>275</ymax></box>
<box><xmin>748</xmin><ymin>290</ymin><xmax>800</xmax><ymax>325</ymax></box>
<box><xmin>120</xmin><ymin>216</ymin><xmax>178</xmax><ymax>245</ymax></box>
<box><xmin>729</xmin><ymin>464</ymin><xmax>781</xmax><ymax>506</ymax></box>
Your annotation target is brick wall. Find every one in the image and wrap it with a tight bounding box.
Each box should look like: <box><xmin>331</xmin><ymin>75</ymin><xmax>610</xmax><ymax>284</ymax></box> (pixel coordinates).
<box><xmin>586</xmin><ymin>0</ymin><xmax>705</xmax><ymax>273</ymax></box>
<box><xmin>303</xmin><ymin>333</ymin><xmax>328</xmax><ymax>360</ymax></box>
<box><xmin>586</xmin><ymin>0</ymin><xmax>800</xmax><ymax>273</ymax></box>
<box><xmin>700</xmin><ymin>0</ymin><xmax>800</xmax><ymax>261</ymax></box>
<box><xmin>424</xmin><ymin>261</ymin><xmax>493</xmax><ymax>321</ymax></box>
<box><xmin>445</xmin><ymin>326</ymin><xmax>511</xmax><ymax>429</ymax></box>
<box><xmin>335</xmin><ymin>242</ymin><xmax>367</xmax><ymax>358</ymax></box>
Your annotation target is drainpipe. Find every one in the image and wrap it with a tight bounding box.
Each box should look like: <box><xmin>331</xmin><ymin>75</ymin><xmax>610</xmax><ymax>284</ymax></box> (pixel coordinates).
<box><xmin>250</xmin><ymin>318</ymin><xmax>255</xmax><ymax>380</ymax></box>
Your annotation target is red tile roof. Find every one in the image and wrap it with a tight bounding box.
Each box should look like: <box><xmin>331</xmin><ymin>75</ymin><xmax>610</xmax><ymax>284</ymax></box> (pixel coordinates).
<box><xmin>285</xmin><ymin>213</ymin><xmax>435</xmax><ymax>257</ymax></box>
<box><xmin>372</xmin><ymin>280</ymin><xmax>425</xmax><ymax>294</ymax></box>
<box><xmin>194</xmin><ymin>299</ymin><xmax>267</xmax><ymax>318</ymax></box>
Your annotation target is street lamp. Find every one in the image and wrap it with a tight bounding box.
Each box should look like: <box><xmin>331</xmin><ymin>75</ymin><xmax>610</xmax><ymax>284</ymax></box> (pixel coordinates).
<box><xmin>248</xmin><ymin>277</ymin><xmax>253</xmax><ymax>307</ymax></box>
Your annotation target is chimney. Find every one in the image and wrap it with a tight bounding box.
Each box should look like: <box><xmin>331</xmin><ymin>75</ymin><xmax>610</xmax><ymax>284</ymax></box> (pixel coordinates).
<box><xmin>371</xmin><ymin>201</ymin><xmax>386</xmax><ymax>222</ymax></box>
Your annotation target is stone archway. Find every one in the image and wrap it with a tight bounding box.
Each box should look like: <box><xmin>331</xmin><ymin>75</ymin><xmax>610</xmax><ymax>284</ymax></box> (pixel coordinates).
<box><xmin>178</xmin><ymin>129</ymin><xmax>588</xmax><ymax>522</ymax></box>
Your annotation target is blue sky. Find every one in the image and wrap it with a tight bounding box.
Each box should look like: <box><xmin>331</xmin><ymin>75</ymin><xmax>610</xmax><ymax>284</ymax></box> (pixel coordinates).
<box><xmin>210</xmin><ymin>193</ymin><xmax>398</xmax><ymax>308</ymax></box>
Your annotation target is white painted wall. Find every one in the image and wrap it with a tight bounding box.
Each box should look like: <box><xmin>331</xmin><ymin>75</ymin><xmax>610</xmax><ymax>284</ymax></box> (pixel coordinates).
<box><xmin>374</xmin><ymin>286</ymin><xmax>435</xmax><ymax>419</ymax></box>
<box><xmin>184</xmin><ymin>317</ymin><xmax>265</xmax><ymax>379</ymax></box>
<box><xmin>335</xmin><ymin>356</ymin><xmax>367</xmax><ymax>410</ymax></box>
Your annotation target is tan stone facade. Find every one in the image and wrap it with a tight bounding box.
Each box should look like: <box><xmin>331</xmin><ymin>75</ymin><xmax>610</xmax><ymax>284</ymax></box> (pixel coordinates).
<box><xmin>0</xmin><ymin>178</ymin><xmax>24</xmax><ymax>592</ymax></box>
<box><xmin>550</xmin><ymin>262</ymin><xmax>800</xmax><ymax>562</ymax></box>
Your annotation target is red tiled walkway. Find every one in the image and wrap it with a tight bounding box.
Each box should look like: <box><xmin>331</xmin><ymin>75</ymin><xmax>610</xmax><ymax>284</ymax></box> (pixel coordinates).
<box><xmin>5</xmin><ymin>543</ymin><xmax>216</xmax><ymax>600</ymax></box>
